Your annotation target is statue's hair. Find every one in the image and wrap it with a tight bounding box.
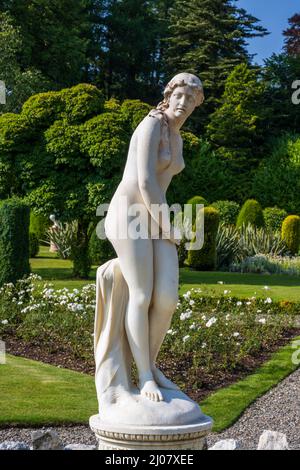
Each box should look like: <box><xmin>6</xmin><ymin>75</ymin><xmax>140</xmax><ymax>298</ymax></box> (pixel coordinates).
<box><xmin>157</xmin><ymin>73</ymin><xmax>204</xmax><ymax>111</ymax></box>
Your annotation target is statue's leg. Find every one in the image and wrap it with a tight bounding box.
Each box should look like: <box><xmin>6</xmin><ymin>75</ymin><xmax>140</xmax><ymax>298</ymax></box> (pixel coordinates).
<box><xmin>149</xmin><ymin>238</ymin><xmax>180</xmax><ymax>390</ymax></box>
<box><xmin>108</xmin><ymin>234</ymin><xmax>163</xmax><ymax>402</ymax></box>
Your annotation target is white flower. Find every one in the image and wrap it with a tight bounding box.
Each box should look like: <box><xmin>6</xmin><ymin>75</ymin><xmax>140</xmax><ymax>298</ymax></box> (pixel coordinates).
<box><xmin>189</xmin><ymin>300</ymin><xmax>195</xmax><ymax>306</ymax></box>
<box><xmin>233</xmin><ymin>332</ymin><xmax>240</xmax><ymax>337</ymax></box>
<box><xmin>201</xmin><ymin>342</ymin><xmax>207</xmax><ymax>349</ymax></box>
<box><xmin>202</xmin><ymin>315</ymin><xmax>206</xmax><ymax>321</ymax></box>
<box><xmin>224</xmin><ymin>290</ymin><xmax>231</xmax><ymax>295</ymax></box>
<box><xmin>236</xmin><ymin>301</ymin><xmax>242</xmax><ymax>306</ymax></box>
<box><xmin>167</xmin><ymin>329</ymin><xmax>173</xmax><ymax>334</ymax></box>
<box><xmin>259</xmin><ymin>318</ymin><xmax>266</xmax><ymax>325</ymax></box>
<box><xmin>264</xmin><ymin>297</ymin><xmax>272</xmax><ymax>304</ymax></box>
<box><xmin>246</xmin><ymin>301</ymin><xmax>251</xmax><ymax>306</ymax></box>
<box><xmin>183</xmin><ymin>335</ymin><xmax>190</xmax><ymax>343</ymax></box>
<box><xmin>190</xmin><ymin>323</ymin><xmax>196</xmax><ymax>330</ymax></box>
<box><xmin>183</xmin><ymin>291</ymin><xmax>191</xmax><ymax>300</ymax></box>
<box><xmin>180</xmin><ymin>310</ymin><xmax>192</xmax><ymax>321</ymax></box>
<box><xmin>226</xmin><ymin>314</ymin><xmax>230</xmax><ymax>320</ymax></box>
<box><xmin>217</xmin><ymin>281</ymin><xmax>224</xmax><ymax>285</ymax></box>
<box><xmin>263</xmin><ymin>286</ymin><xmax>270</xmax><ymax>290</ymax></box>
<box><xmin>1</xmin><ymin>319</ymin><xmax>8</xmax><ymax>325</ymax></box>
<box><xmin>206</xmin><ymin>317</ymin><xmax>217</xmax><ymax>328</ymax></box>
<box><xmin>219</xmin><ymin>333</ymin><xmax>223</xmax><ymax>337</ymax></box>
<box><xmin>257</xmin><ymin>309</ymin><xmax>262</xmax><ymax>313</ymax></box>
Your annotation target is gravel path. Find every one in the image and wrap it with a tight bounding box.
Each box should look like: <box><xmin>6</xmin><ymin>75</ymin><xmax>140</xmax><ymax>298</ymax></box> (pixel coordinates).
<box><xmin>207</xmin><ymin>367</ymin><xmax>300</xmax><ymax>450</ymax></box>
<box><xmin>1</xmin><ymin>368</ymin><xmax>299</xmax><ymax>450</ymax></box>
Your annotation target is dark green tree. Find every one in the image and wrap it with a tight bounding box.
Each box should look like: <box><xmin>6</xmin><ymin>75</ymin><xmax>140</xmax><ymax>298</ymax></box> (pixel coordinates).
<box><xmin>206</xmin><ymin>63</ymin><xmax>267</xmax><ymax>200</ymax></box>
<box><xmin>0</xmin><ymin>0</ymin><xmax>92</xmax><ymax>87</ymax></box>
<box><xmin>0</xmin><ymin>11</ymin><xmax>50</xmax><ymax>113</ymax></box>
<box><xmin>165</xmin><ymin>0</ymin><xmax>267</xmax><ymax>131</ymax></box>
<box><xmin>91</xmin><ymin>0</ymin><xmax>164</xmax><ymax>102</ymax></box>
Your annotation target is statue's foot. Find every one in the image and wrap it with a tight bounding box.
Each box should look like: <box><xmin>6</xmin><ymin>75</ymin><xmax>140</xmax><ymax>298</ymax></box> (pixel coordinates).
<box><xmin>139</xmin><ymin>373</ymin><xmax>163</xmax><ymax>402</ymax></box>
<box><xmin>152</xmin><ymin>366</ymin><xmax>180</xmax><ymax>391</ymax></box>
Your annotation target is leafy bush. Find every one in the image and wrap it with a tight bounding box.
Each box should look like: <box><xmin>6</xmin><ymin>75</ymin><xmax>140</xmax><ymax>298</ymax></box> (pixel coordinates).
<box><xmin>252</xmin><ymin>133</ymin><xmax>300</xmax><ymax>214</ymax></box>
<box><xmin>0</xmin><ymin>198</ymin><xmax>30</xmax><ymax>285</ymax></box>
<box><xmin>120</xmin><ymin>99</ymin><xmax>152</xmax><ymax>131</ymax></box>
<box><xmin>88</xmin><ymin>229</ymin><xmax>116</xmax><ymax>266</ymax></box>
<box><xmin>211</xmin><ymin>200</ymin><xmax>240</xmax><ymax>226</ymax></box>
<box><xmin>29</xmin><ymin>232</ymin><xmax>39</xmax><ymax>258</ymax></box>
<box><xmin>187</xmin><ymin>207</ymin><xmax>220</xmax><ymax>270</ymax></box>
<box><xmin>281</xmin><ymin>215</ymin><xmax>300</xmax><ymax>255</ymax></box>
<box><xmin>263</xmin><ymin>207</ymin><xmax>288</xmax><ymax>232</ymax></box>
<box><xmin>230</xmin><ymin>253</ymin><xmax>300</xmax><ymax>275</ymax></box>
<box><xmin>236</xmin><ymin>199</ymin><xmax>265</xmax><ymax>229</ymax></box>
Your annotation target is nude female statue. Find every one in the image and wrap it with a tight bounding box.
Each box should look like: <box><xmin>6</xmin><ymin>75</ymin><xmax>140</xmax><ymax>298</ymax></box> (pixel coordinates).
<box><xmin>103</xmin><ymin>73</ymin><xmax>204</xmax><ymax>404</ymax></box>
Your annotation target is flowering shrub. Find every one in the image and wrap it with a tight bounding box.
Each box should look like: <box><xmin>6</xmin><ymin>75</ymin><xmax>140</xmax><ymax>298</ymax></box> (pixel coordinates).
<box><xmin>0</xmin><ymin>276</ymin><xmax>296</xmax><ymax>374</ymax></box>
<box><xmin>160</xmin><ymin>288</ymin><xmax>294</xmax><ymax>373</ymax></box>
<box><xmin>0</xmin><ymin>274</ymin><xmax>96</xmax><ymax>358</ymax></box>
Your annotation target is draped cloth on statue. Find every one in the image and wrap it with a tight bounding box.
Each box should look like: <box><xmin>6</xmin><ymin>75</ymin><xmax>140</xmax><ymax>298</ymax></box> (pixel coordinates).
<box><xmin>94</xmin><ymin>258</ymin><xmax>132</xmax><ymax>400</ymax></box>
<box><xmin>93</xmin><ymin>258</ymin><xmax>205</xmax><ymax>427</ymax></box>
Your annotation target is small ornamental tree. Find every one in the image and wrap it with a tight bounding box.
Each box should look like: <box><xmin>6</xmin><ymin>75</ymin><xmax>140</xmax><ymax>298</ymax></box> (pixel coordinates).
<box><xmin>281</xmin><ymin>215</ymin><xmax>300</xmax><ymax>255</ymax></box>
<box><xmin>187</xmin><ymin>206</ymin><xmax>220</xmax><ymax>271</ymax></box>
<box><xmin>236</xmin><ymin>199</ymin><xmax>265</xmax><ymax>229</ymax></box>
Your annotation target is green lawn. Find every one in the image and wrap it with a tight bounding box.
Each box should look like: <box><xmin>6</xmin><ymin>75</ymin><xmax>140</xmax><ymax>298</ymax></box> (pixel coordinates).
<box><xmin>31</xmin><ymin>246</ymin><xmax>300</xmax><ymax>301</ymax></box>
<box><xmin>1</xmin><ymin>338</ymin><xmax>299</xmax><ymax>428</ymax></box>
<box><xmin>0</xmin><ymin>355</ymin><xmax>97</xmax><ymax>426</ymax></box>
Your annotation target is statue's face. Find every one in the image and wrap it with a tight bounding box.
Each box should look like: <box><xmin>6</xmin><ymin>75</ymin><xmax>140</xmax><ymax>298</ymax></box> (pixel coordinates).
<box><xmin>168</xmin><ymin>85</ymin><xmax>198</xmax><ymax>120</ymax></box>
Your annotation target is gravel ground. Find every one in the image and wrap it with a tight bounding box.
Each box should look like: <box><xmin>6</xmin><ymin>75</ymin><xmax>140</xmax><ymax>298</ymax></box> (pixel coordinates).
<box><xmin>207</xmin><ymin>367</ymin><xmax>300</xmax><ymax>450</ymax></box>
<box><xmin>1</xmin><ymin>368</ymin><xmax>299</xmax><ymax>450</ymax></box>
<box><xmin>0</xmin><ymin>425</ymin><xmax>97</xmax><ymax>447</ymax></box>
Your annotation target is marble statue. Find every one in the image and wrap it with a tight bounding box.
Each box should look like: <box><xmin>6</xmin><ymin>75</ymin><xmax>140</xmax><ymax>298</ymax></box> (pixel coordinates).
<box><xmin>90</xmin><ymin>73</ymin><xmax>212</xmax><ymax>449</ymax></box>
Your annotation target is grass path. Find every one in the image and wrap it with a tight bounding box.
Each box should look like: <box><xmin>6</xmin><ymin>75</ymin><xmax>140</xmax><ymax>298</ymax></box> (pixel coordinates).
<box><xmin>1</xmin><ymin>338</ymin><xmax>299</xmax><ymax>428</ymax></box>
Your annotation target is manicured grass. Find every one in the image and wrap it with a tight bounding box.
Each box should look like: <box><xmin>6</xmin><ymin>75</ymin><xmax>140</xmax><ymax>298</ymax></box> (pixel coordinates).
<box><xmin>201</xmin><ymin>336</ymin><xmax>300</xmax><ymax>432</ymax></box>
<box><xmin>30</xmin><ymin>247</ymin><xmax>300</xmax><ymax>301</ymax></box>
<box><xmin>179</xmin><ymin>268</ymin><xmax>300</xmax><ymax>301</ymax></box>
<box><xmin>2</xmin><ymin>338</ymin><xmax>299</xmax><ymax>428</ymax></box>
<box><xmin>0</xmin><ymin>355</ymin><xmax>97</xmax><ymax>426</ymax></box>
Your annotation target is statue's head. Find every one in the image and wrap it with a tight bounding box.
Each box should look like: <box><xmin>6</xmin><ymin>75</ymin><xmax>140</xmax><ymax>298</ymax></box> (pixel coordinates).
<box><xmin>157</xmin><ymin>73</ymin><xmax>204</xmax><ymax>115</ymax></box>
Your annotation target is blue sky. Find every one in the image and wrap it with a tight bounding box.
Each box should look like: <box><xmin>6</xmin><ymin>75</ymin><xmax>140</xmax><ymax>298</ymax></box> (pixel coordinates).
<box><xmin>237</xmin><ymin>0</ymin><xmax>300</xmax><ymax>64</ymax></box>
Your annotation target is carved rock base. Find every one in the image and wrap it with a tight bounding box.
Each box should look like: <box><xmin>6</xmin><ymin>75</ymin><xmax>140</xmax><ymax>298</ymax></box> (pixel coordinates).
<box><xmin>89</xmin><ymin>414</ymin><xmax>213</xmax><ymax>450</ymax></box>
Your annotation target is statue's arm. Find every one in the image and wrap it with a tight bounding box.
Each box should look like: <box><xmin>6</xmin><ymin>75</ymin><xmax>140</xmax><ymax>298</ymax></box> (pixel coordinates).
<box><xmin>137</xmin><ymin>117</ymin><xmax>171</xmax><ymax>235</ymax></box>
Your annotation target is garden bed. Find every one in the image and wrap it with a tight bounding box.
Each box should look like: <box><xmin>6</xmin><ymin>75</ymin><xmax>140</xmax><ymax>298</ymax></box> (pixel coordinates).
<box><xmin>3</xmin><ymin>328</ymin><xmax>299</xmax><ymax>403</ymax></box>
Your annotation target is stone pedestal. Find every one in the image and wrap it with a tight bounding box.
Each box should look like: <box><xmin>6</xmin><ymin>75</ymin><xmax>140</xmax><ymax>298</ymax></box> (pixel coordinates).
<box><xmin>89</xmin><ymin>414</ymin><xmax>213</xmax><ymax>450</ymax></box>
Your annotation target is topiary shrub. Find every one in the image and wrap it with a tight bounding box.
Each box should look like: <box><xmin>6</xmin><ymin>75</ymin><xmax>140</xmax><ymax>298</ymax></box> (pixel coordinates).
<box><xmin>0</xmin><ymin>198</ymin><xmax>31</xmax><ymax>285</ymax></box>
<box><xmin>88</xmin><ymin>229</ymin><xmax>116</xmax><ymax>266</ymax></box>
<box><xmin>30</xmin><ymin>211</ymin><xmax>50</xmax><ymax>245</ymax></box>
<box><xmin>29</xmin><ymin>232</ymin><xmax>39</xmax><ymax>258</ymax></box>
<box><xmin>263</xmin><ymin>207</ymin><xmax>288</xmax><ymax>232</ymax></box>
<box><xmin>281</xmin><ymin>215</ymin><xmax>300</xmax><ymax>255</ymax></box>
<box><xmin>187</xmin><ymin>195</ymin><xmax>208</xmax><ymax>225</ymax></box>
<box><xmin>211</xmin><ymin>200</ymin><xmax>240</xmax><ymax>226</ymax></box>
<box><xmin>187</xmin><ymin>206</ymin><xmax>220</xmax><ymax>270</ymax></box>
<box><xmin>120</xmin><ymin>99</ymin><xmax>152</xmax><ymax>132</ymax></box>
<box><xmin>236</xmin><ymin>199</ymin><xmax>265</xmax><ymax>229</ymax></box>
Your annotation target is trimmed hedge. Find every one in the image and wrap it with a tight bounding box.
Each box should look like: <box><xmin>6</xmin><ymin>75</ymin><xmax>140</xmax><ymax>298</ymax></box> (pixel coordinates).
<box><xmin>0</xmin><ymin>198</ymin><xmax>31</xmax><ymax>285</ymax></box>
<box><xmin>211</xmin><ymin>200</ymin><xmax>240</xmax><ymax>226</ymax></box>
<box><xmin>29</xmin><ymin>232</ymin><xmax>39</xmax><ymax>258</ymax></box>
<box><xmin>281</xmin><ymin>215</ymin><xmax>300</xmax><ymax>255</ymax></box>
<box><xmin>187</xmin><ymin>195</ymin><xmax>208</xmax><ymax>224</ymax></box>
<box><xmin>187</xmin><ymin>206</ymin><xmax>220</xmax><ymax>270</ymax></box>
<box><xmin>29</xmin><ymin>211</ymin><xmax>50</xmax><ymax>245</ymax></box>
<box><xmin>236</xmin><ymin>199</ymin><xmax>265</xmax><ymax>229</ymax></box>
<box><xmin>263</xmin><ymin>207</ymin><xmax>288</xmax><ymax>232</ymax></box>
